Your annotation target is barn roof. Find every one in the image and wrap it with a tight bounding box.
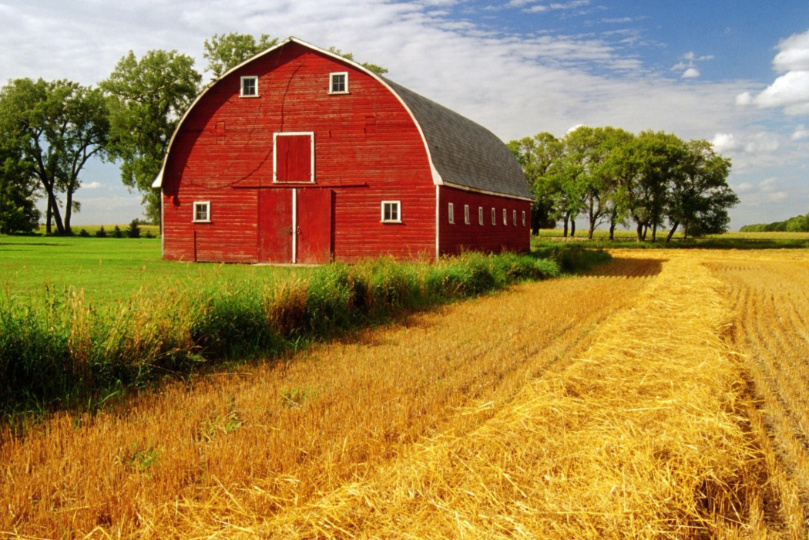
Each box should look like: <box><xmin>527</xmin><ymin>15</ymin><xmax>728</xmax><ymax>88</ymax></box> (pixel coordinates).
<box><xmin>153</xmin><ymin>37</ymin><xmax>532</xmax><ymax>201</ymax></box>
<box><xmin>384</xmin><ymin>79</ymin><xmax>532</xmax><ymax>200</ymax></box>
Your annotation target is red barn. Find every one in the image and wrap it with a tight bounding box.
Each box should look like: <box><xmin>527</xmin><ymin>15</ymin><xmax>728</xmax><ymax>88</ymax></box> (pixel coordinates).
<box><xmin>153</xmin><ymin>37</ymin><xmax>532</xmax><ymax>263</ymax></box>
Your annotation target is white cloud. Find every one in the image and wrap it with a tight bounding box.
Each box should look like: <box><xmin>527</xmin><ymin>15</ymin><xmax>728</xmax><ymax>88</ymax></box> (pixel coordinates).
<box><xmin>791</xmin><ymin>125</ymin><xmax>809</xmax><ymax>140</ymax></box>
<box><xmin>712</xmin><ymin>133</ymin><xmax>741</xmax><ymax>153</ymax></box>
<box><xmin>682</xmin><ymin>67</ymin><xmax>700</xmax><ymax>78</ymax></box>
<box><xmin>740</xmin><ymin>28</ymin><xmax>809</xmax><ymax>115</ymax></box>
<box><xmin>83</xmin><ymin>181</ymin><xmax>103</xmax><ymax>189</ymax></box>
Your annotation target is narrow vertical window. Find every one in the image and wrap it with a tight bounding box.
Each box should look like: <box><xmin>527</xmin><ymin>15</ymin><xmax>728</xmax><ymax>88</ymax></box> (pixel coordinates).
<box><xmin>478</xmin><ymin>206</ymin><xmax>484</xmax><ymax>225</ymax></box>
<box><xmin>513</xmin><ymin>209</ymin><xmax>517</xmax><ymax>226</ymax></box>
<box><xmin>522</xmin><ymin>210</ymin><xmax>526</xmax><ymax>227</ymax></box>
<box><xmin>193</xmin><ymin>201</ymin><xmax>210</xmax><ymax>223</ymax></box>
<box><xmin>448</xmin><ymin>203</ymin><xmax>455</xmax><ymax>224</ymax></box>
<box><xmin>240</xmin><ymin>76</ymin><xmax>258</xmax><ymax>97</ymax></box>
<box><xmin>503</xmin><ymin>208</ymin><xmax>507</xmax><ymax>226</ymax></box>
<box><xmin>491</xmin><ymin>207</ymin><xmax>496</xmax><ymax>226</ymax></box>
<box><xmin>381</xmin><ymin>201</ymin><xmax>401</xmax><ymax>223</ymax></box>
<box><xmin>464</xmin><ymin>204</ymin><xmax>470</xmax><ymax>225</ymax></box>
<box><xmin>329</xmin><ymin>72</ymin><xmax>348</xmax><ymax>94</ymax></box>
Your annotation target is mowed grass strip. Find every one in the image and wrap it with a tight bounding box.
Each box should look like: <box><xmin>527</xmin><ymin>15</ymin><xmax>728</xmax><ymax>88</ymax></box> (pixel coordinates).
<box><xmin>252</xmin><ymin>253</ymin><xmax>775</xmax><ymax>538</ymax></box>
<box><xmin>0</xmin><ymin>257</ymin><xmax>656</xmax><ymax>537</ymax></box>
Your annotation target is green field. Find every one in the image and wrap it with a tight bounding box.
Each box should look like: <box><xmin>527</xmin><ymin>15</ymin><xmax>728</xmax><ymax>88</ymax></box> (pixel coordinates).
<box><xmin>0</xmin><ymin>234</ymin><xmax>301</xmax><ymax>304</ymax></box>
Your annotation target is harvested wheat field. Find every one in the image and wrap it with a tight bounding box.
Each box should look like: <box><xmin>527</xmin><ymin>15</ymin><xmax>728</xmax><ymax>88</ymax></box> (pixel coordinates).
<box><xmin>2</xmin><ymin>250</ymin><xmax>809</xmax><ymax>538</ymax></box>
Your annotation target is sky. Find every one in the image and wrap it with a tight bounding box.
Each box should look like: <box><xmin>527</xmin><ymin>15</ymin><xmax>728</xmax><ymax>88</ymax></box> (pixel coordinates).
<box><xmin>1</xmin><ymin>0</ymin><xmax>808</xmax><ymax>229</ymax></box>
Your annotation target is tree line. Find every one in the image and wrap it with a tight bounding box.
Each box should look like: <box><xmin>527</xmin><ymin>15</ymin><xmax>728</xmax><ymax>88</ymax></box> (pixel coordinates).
<box><xmin>0</xmin><ymin>33</ymin><xmax>387</xmax><ymax>235</ymax></box>
<box><xmin>740</xmin><ymin>212</ymin><xmax>809</xmax><ymax>232</ymax></box>
<box><xmin>508</xmin><ymin>127</ymin><xmax>739</xmax><ymax>242</ymax></box>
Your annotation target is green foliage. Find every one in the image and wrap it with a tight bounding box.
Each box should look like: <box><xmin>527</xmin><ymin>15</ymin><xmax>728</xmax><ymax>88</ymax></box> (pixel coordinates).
<box><xmin>203</xmin><ymin>33</ymin><xmax>279</xmax><ymax>78</ymax></box>
<box><xmin>0</xmin><ymin>246</ymin><xmax>603</xmax><ymax>413</ymax></box>
<box><xmin>113</xmin><ymin>225</ymin><xmax>122</xmax><ymax>238</ymax></box>
<box><xmin>0</xmin><ymin>78</ymin><xmax>109</xmax><ymax>234</ymax></box>
<box><xmin>126</xmin><ymin>219</ymin><xmax>141</xmax><ymax>239</ymax></box>
<box><xmin>101</xmin><ymin>49</ymin><xmax>201</xmax><ymax>223</ymax></box>
<box><xmin>509</xmin><ymin>127</ymin><xmax>738</xmax><ymax>242</ymax></box>
<box><xmin>79</xmin><ymin>228</ymin><xmax>90</xmax><ymax>237</ymax></box>
<box><xmin>95</xmin><ymin>225</ymin><xmax>107</xmax><ymax>238</ymax></box>
<box><xmin>741</xmin><ymin>212</ymin><xmax>809</xmax><ymax>232</ymax></box>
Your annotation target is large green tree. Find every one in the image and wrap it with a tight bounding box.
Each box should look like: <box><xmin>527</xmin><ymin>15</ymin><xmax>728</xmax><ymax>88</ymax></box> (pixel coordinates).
<box><xmin>0</xmin><ymin>78</ymin><xmax>108</xmax><ymax>234</ymax></box>
<box><xmin>665</xmin><ymin>139</ymin><xmax>737</xmax><ymax>241</ymax></box>
<box><xmin>203</xmin><ymin>33</ymin><xmax>279</xmax><ymax>78</ymax></box>
<box><xmin>508</xmin><ymin>132</ymin><xmax>560</xmax><ymax>233</ymax></box>
<box><xmin>0</xmin><ymin>141</ymin><xmax>39</xmax><ymax>234</ymax></box>
<box><xmin>102</xmin><ymin>50</ymin><xmax>201</xmax><ymax>223</ymax></box>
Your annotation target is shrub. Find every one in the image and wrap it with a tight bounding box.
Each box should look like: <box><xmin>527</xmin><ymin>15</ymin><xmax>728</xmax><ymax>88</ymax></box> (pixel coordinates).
<box><xmin>95</xmin><ymin>226</ymin><xmax>107</xmax><ymax>238</ymax></box>
<box><xmin>113</xmin><ymin>225</ymin><xmax>123</xmax><ymax>238</ymax></box>
<box><xmin>126</xmin><ymin>219</ymin><xmax>141</xmax><ymax>239</ymax></box>
<box><xmin>79</xmin><ymin>228</ymin><xmax>90</xmax><ymax>237</ymax></box>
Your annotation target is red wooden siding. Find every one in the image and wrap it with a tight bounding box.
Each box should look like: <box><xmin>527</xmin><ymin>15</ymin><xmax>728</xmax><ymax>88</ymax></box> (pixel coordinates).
<box><xmin>438</xmin><ymin>186</ymin><xmax>530</xmax><ymax>256</ymax></box>
<box><xmin>162</xmin><ymin>42</ymin><xmax>437</xmax><ymax>263</ymax></box>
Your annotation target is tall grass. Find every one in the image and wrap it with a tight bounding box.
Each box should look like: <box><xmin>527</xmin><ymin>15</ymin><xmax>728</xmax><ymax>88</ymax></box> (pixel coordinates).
<box><xmin>0</xmin><ymin>251</ymin><xmax>578</xmax><ymax>413</ymax></box>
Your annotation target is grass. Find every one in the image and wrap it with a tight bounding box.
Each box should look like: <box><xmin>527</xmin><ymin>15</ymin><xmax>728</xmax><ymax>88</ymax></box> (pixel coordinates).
<box><xmin>0</xmin><ymin>234</ymin><xmax>596</xmax><ymax>417</ymax></box>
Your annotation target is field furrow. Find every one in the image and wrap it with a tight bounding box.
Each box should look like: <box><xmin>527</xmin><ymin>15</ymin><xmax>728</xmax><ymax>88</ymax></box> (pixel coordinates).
<box><xmin>706</xmin><ymin>254</ymin><xmax>809</xmax><ymax>534</ymax></box>
<box><xmin>0</xmin><ymin>258</ymin><xmax>655</xmax><ymax>537</ymax></box>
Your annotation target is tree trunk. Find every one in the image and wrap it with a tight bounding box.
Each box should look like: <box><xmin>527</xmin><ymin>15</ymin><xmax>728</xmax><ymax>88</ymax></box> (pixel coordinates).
<box><xmin>562</xmin><ymin>214</ymin><xmax>569</xmax><ymax>237</ymax></box>
<box><xmin>570</xmin><ymin>219</ymin><xmax>576</xmax><ymax>237</ymax></box>
<box><xmin>65</xmin><ymin>190</ymin><xmax>73</xmax><ymax>234</ymax></box>
<box><xmin>609</xmin><ymin>218</ymin><xmax>616</xmax><ymax>241</ymax></box>
<box><xmin>636</xmin><ymin>222</ymin><xmax>643</xmax><ymax>242</ymax></box>
<box><xmin>651</xmin><ymin>223</ymin><xmax>658</xmax><ymax>243</ymax></box>
<box><xmin>46</xmin><ymin>198</ymin><xmax>53</xmax><ymax>235</ymax></box>
<box><xmin>666</xmin><ymin>222</ymin><xmax>679</xmax><ymax>243</ymax></box>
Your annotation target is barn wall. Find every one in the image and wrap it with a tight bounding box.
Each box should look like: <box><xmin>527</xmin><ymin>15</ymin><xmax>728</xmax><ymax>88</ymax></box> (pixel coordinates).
<box><xmin>438</xmin><ymin>186</ymin><xmax>531</xmax><ymax>256</ymax></box>
<box><xmin>161</xmin><ymin>42</ymin><xmax>436</xmax><ymax>263</ymax></box>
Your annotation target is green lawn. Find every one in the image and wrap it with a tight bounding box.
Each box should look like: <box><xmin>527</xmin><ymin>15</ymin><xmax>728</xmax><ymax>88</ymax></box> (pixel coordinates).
<box><xmin>0</xmin><ymin>235</ymin><xmax>301</xmax><ymax>304</ymax></box>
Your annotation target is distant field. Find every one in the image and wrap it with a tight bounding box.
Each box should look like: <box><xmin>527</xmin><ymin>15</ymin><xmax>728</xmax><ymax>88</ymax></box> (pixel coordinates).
<box><xmin>536</xmin><ymin>228</ymin><xmax>809</xmax><ymax>249</ymax></box>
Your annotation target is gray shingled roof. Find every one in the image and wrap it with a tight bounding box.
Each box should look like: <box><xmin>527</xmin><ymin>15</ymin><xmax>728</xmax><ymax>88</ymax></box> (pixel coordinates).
<box><xmin>384</xmin><ymin>79</ymin><xmax>533</xmax><ymax>201</ymax></box>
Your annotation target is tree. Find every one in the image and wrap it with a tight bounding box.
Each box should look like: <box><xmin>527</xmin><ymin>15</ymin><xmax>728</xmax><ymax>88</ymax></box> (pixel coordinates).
<box><xmin>0</xmin><ymin>145</ymin><xmax>39</xmax><ymax>234</ymax></box>
<box><xmin>508</xmin><ymin>133</ymin><xmax>560</xmax><ymax>233</ymax></box>
<box><xmin>0</xmin><ymin>78</ymin><xmax>108</xmax><ymax>234</ymax></box>
<box><xmin>665</xmin><ymin>140</ymin><xmax>737</xmax><ymax>241</ymax></box>
<box><xmin>203</xmin><ymin>33</ymin><xmax>279</xmax><ymax>78</ymax></box>
<box><xmin>102</xmin><ymin>50</ymin><xmax>201</xmax><ymax>223</ymax></box>
<box><xmin>327</xmin><ymin>47</ymin><xmax>389</xmax><ymax>76</ymax></box>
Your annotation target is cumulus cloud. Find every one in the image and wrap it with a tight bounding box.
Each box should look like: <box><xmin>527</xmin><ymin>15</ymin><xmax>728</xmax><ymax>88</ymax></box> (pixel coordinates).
<box><xmin>791</xmin><ymin>125</ymin><xmax>809</xmax><ymax>140</ymax></box>
<box><xmin>83</xmin><ymin>181</ymin><xmax>103</xmax><ymax>189</ymax></box>
<box><xmin>682</xmin><ymin>67</ymin><xmax>700</xmax><ymax>78</ymax></box>
<box><xmin>672</xmin><ymin>51</ymin><xmax>712</xmax><ymax>79</ymax></box>
<box><xmin>738</xmin><ymin>28</ymin><xmax>809</xmax><ymax>115</ymax></box>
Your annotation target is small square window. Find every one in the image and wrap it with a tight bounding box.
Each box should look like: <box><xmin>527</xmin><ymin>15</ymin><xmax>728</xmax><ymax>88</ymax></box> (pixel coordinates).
<box><xmin>240</xmin><ymin>76</ymin><xmax>258</xmax><ymax>97</ymax></box>
<box><xmin>448</xmin><ymin>202</ymin><xmax>455</xmax><ymax>224</ymax></box>
<box><xmin>522</xmin><ymin>210</ymin><xmax>526</xmax><ymax>227</ymax></box>
<box><xmin>478</xmin><ymin>207</ymin><xmax>484</xmax><ymax>226</ymax></box>
<box><xmin>503</xmin><ymin>208</ymin><xmax>507</xmax><ymax>226</ymax></box>
<box><xmin>491</xmin><ymin>207</ymin><xmax>496</xmax><ymax>226</ymax></box>
<box><xmin>513</xmin><ymin>209</ymin><xmax>517</xmax><ymax>226</ymax></box>
<box><xmin>193</xmin><ymin>201</ymin><xmax>210</xmax><ymax>223</ymax></box>
<box><xmin>381</xmin><ymin>201</ymin><xmax>401</xmax><ymax>223</ymax></box>
<box><xmin>330</xmin><ymin>72</ymin><xmax>348</xmax><ymax>94</ymax></box>
<box><xmin>464</xmin><ymin>205</ymin><xmax>470</xmax><ymax>225</ymax></box>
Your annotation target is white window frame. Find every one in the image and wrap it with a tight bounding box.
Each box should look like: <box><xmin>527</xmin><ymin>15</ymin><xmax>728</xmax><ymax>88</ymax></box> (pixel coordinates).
<box><xmin>513</xmin><ymin>209</ymin><xmax>517</xmax><ymax>226</ymax></box>
<box><xmin>478</xmin><ymin>206</ymin><xmax>484</xmax><ymax>226</ymax></box>
<box><xmin>381</xmin><ymin>200</ymin><xmax>401</xmax><ymax>223</ymax></box>
<box><xmin>448</xmin><ymin>202</ymin><xmax>455</xmax><ymax>224</ymax></box>
<box><xmin>464</xmin><ymin>204</ymin><xmax>470</xmax><ymax>225</ymax></box>
<box><xmin>503</xmin><ymin>208</ymin><xmax>508</xmax><ymax>226</ymax></box>
<box><xmin>273</xmin><ymin>132</ymin><xmax>316</xmax><ymax>183</ymax></box>
<box><xmin>240</xmin><ymin>76</ymin><xmax>258</xmax><ymax>97</ymax></box>
<box><xmin>329</xmin><ymin>72</ymin><xmax>349</xmax><ymax>94</ymax></box>
<box><xmin>193</xmin><ymin>201</ymin><xmax>211</xmax><ymax>223</ymax></box>
<box><xmin>522</xmin><ymin>210</ymin><xmax>526</xmax><ymax>227</ymax></box>
<box><xmin>491</xmin><ymin>207</ymin><xmax>496</xmax><ymax>226</ymax></box>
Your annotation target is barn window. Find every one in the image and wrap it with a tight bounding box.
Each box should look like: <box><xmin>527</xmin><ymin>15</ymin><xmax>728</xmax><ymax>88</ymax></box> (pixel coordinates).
<box><xmin>381</xmin><ymin>201</ymin><xmax>401</xmax><ymax>223</ymax></box>
<box><xmin>491</xmin><ymin>207</ymin><xmax>496</xmax><ymax>226</ymax></box>
<box><xmin>448</xmin><ymin>203</ymin><xmax>455</xmax><ymax>224</ymax></box>
<box><xmin>478</xmin><ymin>206</ymin><xmax>484</xmax><ymax>225</ymax></box>
<box><xmin>503</xmin><ymin>208</ymin><xmax>508</xmax><ymax>226</ymax></box>
<box><xmin>522</xmin><ymin>210</ymin><xmax>526</xmax><ymax>227</ymax></box>
<box><xmin>464</xmin><ymin>205</ymin><xmax>470</xmax><ymax>225</ymax></box>
<box><xmin>193</xmin><ymin>201</ymin><xmax>210</xmax><ymax>223</ymax></box>
<box><xmin>240</xmin><ymin>76</ymin><xmax>258</xmax><ymax>97</ymax></box>
<box><xmin>513</xmin><ymin>210</ymin><xmax>517</xmax><ymax>226</ymax></box>
<box><xmin>329</xmin><ymin>72</ymin><xmax>348</xmax><ymax>94</ymax></box>
<box><xmin>274</xmin><ymin>132</ymin><xmax>315</xmax><ymax>183</ymax></box>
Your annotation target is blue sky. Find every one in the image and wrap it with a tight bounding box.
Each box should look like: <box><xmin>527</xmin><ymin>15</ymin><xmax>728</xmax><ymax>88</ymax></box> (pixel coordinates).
<box><xmin>1</xmin><ymin>0</ymin><xmax>808</xmax><ymax>228</ymax></box>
